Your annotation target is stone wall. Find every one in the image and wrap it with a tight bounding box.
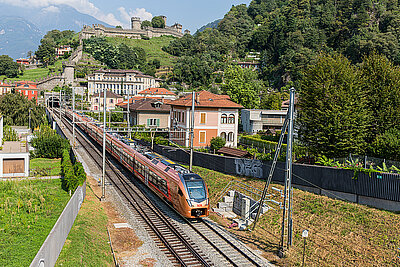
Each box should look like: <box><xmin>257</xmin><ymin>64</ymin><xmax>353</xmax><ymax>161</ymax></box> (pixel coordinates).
<box><xmin>37</xmin><ymin>76</ymin><xmax>65</xmax><ymax>91</ymax></box>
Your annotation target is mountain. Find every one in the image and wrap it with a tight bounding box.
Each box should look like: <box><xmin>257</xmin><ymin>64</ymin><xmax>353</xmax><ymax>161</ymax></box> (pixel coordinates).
<box><xmin>195</xmin><ymin>19</ymin><xmax>222</xmax><ymax>35</ymax></box>
<box><xmin>0</xmin><ymin>17</ymin><xmax>42</xmax><ymax>59</ymax></box>
<box><xmin>0</xmin><ymin>4</ymin><xmax>112</xmax><ymax>59</ymax></box>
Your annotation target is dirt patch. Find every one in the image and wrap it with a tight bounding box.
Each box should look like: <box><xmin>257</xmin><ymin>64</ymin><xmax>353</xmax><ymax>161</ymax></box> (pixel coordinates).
<box><xmin>86</xmin><ymin>175</ymin><xmax>146</xmax><ymax>265</ymax></box>
<box><xmin>139</xmin><ymin>257</ymin><xmax>157</xmax><ymax>267</ymax></box>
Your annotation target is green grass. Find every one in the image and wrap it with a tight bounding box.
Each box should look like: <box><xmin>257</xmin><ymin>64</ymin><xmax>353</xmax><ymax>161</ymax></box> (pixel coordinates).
<box><xmin>106</xmin><ymin>36</ymin><xmax>178</xmax><ymax>66</ymax></box>
<box><xmin>55</xmin><ymin>183</ymin><xmax>114</xmax><ymax>266</ymax></box>
<box><xmin>2</xmin><ymin>60</ymin><xmax>64</xmax><ymax>82</ymax></box>
<box><xmin>30</xmin><ymin>158</ymin><xmax>61</xmax><ymax>177</ymax></box>
<box><xmin>0</xmin><ymin>179</ymin><xmax>70</xmax><ymax>266</ymax></box>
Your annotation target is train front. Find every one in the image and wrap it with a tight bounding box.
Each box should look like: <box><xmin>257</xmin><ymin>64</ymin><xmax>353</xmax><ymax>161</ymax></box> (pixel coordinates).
<box><xmin>182</xmin><ymin>173</ymin><xmax>209</xmax><ymax>218</ymax></box>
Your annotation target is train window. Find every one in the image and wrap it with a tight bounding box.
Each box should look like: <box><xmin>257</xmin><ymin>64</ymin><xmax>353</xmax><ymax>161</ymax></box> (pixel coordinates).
<box><xmin>178</xmin><ymin>188</ymin><xmax>183</xmax><ymax>196</ymax></box>
<box><xmin>164</xmin><ymin>167</ymin><xmax>170</xmax><ymax>172</ymax></box>
<box><xmin>185</xmin><ymin>180</ymin><xmax>206</xmax><ymax>200</ymax></box>
<box><xmin>152</xmin><ymin>159</ymin><xmax>159</xmax><ymax>165</ymax></box>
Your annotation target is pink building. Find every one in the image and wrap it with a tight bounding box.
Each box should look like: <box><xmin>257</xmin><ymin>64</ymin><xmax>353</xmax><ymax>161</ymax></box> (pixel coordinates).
<box><xmin>138</xmin><ymin>87</ymin><xmax>177</xmax><ymax>100</ymax></box>
<box><xmin>90</xmin><ymin>90</ymin><xmax>123</xmax><ymax>111</ymax></box>
<box><xmin>169</xmin><ymin>91</ymin><xmax>243</xmax><ymax>148</ymax></box>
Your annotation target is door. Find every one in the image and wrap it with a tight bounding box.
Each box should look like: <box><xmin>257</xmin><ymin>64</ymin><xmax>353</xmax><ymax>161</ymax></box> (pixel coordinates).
<box><xmin>145</xmin><ymin>166</ymin><xmax>149</xmax><ymax>185</ymax></box>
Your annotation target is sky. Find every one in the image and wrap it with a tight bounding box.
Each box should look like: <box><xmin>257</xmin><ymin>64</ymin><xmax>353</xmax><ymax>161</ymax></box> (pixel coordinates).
<box><xmin>0</xmin><ymin>0</ymin><xmax>252</xmax><ymax>32</ymax></box>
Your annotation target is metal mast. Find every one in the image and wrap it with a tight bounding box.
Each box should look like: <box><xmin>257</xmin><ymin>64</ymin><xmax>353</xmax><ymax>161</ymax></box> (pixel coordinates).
<box><xmin>279</xmin><ymin>87</ymin><xmax>296</xmax><ymax>254</ymax></box>
<box><xmin>72</xmin><ymin>86</ymin><xmax>76</xmax><ymax>148</ymax></box>
<box><xmin>189</xmin><ymin>91</ymin><xmax>195</xmax><ymax>171</ymax></box>
<box><xmin>101</xmin><ymin>88</ymin><xmax>107</xmax><ymax>199</ymax></box>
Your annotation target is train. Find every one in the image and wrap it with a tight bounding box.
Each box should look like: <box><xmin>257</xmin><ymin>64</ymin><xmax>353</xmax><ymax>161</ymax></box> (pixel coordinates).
<box><xmin>63</xmin><ymin>109</ymin><xmax>209</xmax><ymax>218</ymax></box>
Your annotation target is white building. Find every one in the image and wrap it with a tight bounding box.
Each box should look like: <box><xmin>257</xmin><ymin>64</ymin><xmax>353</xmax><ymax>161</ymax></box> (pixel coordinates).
<box><xmin>241</xmin><ymin>109</ymin><xmax>287</xmax><ymax>134</ymax></box>
<box><xmin>87</xmin><ymin>69</ymin><xmax>159</xmax><ymax>97</ymax></box>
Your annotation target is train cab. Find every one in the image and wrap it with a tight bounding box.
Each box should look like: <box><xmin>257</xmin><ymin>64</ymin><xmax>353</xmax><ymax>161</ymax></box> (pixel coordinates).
<box><xmin>181</xmin><ymin>173</ymin><xmax>209</xmax><ymax>218</ymax></box>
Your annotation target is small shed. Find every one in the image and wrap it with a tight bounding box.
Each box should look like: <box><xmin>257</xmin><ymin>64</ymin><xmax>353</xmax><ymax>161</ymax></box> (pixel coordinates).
<box><xmin>217</xmin><ymin>147</ymin><xmax>252</xmax><ymax>158</ymax></box>
<box><xmin>0</xmin><ymin>141</ymin><xmax>30</xmax><ymax>177</ymax></box>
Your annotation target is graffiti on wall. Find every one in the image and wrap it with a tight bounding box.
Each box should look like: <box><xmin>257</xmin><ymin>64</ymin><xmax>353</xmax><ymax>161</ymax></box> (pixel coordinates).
<box><xmin>235</xmin><ymin>158</ymin><xmax>263</xmax><ymax>178</ymax></box>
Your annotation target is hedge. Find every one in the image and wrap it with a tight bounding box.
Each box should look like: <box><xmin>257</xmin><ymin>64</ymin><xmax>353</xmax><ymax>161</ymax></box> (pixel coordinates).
<box><xmin>61</xmin><ymin>149</ymin><xmax>86</xmax><ymax>193</ymax></box>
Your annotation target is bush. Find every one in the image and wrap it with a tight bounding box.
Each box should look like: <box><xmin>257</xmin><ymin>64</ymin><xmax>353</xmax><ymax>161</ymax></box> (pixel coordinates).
<box><xmin>30</xmin><ymin>125</ymin><xmax>70</xmax><ymax>158</ymax></box>
<box><xmin>61</xmin><ymin>149</ymin><xmax>86</xmax><ymax>192</ymax></box>
<box><xmin>210</xmin><ymin>136</ymin><xmax>226</xmax><ymax>152</ymax></box>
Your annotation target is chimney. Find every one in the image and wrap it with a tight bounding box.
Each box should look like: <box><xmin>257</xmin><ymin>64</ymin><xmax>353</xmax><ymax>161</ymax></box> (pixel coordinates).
<box><xmin>195</xmin><ymin>92</ymin><xmax>200</xmax><ymax>103</ymax></box>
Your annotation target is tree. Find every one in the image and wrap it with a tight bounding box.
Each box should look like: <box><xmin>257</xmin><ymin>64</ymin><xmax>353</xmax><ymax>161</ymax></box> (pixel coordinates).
<box><xmin>30</xmin><ymin>125</ymin><xmax>70</xmax><ymax>158</ymax></box>
<box><xmin>141</xmin><ymin>20</ymin><xmax>152</xmax><ymax>29</ymax></box>
<box><xmin>210</xmin><ymin>136</ymin><xmax>226</xmax><ymax>152</ymax></box>
<box><xmin>35</xmin><ymin>41</ymin><xmax>56</xmax><ymax>66</ymax></box>
<box><xmin>0</xmin><ymin>55</ymin><xmax>20</xmax><ymax>77</ymax></box>
<box><xmin>152</xmin><ymin>16</ymin><xmax>166</xmax><ymax>28</ymax></box>
<box><xmin>115</xmin><ymin>25</ymin><xmax>122</xmax><ymax>29</ymax></box>
<box><xmin>297</xmin><ymin>53</ymin><xmax>370</xmax><ymax>157</ymax></box>
<box><xmin>372</xmin><ymin>128</ymin><xmax>400</xmax><ymax>161</ymax></box>
<box><xmin>221</xmin><ymin>65</ymin><xmax>262</xmax><ymax>109</ymax></box>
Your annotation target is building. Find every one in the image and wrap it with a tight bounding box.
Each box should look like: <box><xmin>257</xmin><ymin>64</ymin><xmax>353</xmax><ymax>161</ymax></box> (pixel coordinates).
<box><xmin>241</xmin><ymin>109</ymin><xmax>287</xmax><ymax>134</ymax></box>
<box><xmin>125</xmin><ymin>98</ymin><xmax>171</xmax><ymax>128</ymax></box>
<box><xmin>55</xmin><ymin>45</ymin><xmax>72</xmax><ymax>58</ymax></box>
<box><xmin>87</xmin><ymin>69</ymin><xmax>159</xmax><ymax>97</ymax></box>
<box><xmin>0</xmin><ymin>82</ymin><xmax>12</xmax><ymax>95</ymax></box>
<box><xmin>237</xmin><ymin>61</ymin><xmax>260</xmax><ymax>71</ymax></box>
<box><xmin>16</xmin><ymin>58</ymin><xmax>30</xmax><ymax>65</ymax></box>
<box><xmin>80</xmin><ymin>16</ymin><xmax>186</xmax><ymax>41</ymax></box>
<box><xmin>15</xmin><ymin>81</ymin><xmax>38</xmax><ymax>102</ymax></box>
<box><xmin>138</xmin><ymin>87</ymin><xmax>177</xmax><ymax>100</ymax></box>
<box><xmin>169</xmin><ymin>91</ymin><xmax>243</xmax><ymax>148</ymax></box>
<box><xmin>90</xmin><ymin>90</ymin><xmax>124</xmax><ymax>111</ymax></box>
<box><xmin>0</xmin><ymin>117</ymin><xmax>30</xmax><ymax>178</ymax></box>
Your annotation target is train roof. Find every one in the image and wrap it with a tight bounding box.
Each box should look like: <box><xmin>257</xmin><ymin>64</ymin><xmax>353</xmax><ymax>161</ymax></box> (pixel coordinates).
<box><xmin>143</xmin><ymin>151</ymin><xmax>190</xmax><ymax>175</ymax></box>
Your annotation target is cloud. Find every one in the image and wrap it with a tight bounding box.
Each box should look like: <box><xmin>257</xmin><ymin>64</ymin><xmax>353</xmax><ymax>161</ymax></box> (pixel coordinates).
<box><xmin>0</xmin><ymin>0</ymin><xmax>123</xmax><ymax>26</ymax></box>
<box><xmin>41</xmin><ymin>5</ymin><xmax>60</xmax><ymax>13</ymax></box>
<box><xmin>118</xmin><ymin>7</ymin><xmax>153</xmax><ymax>28</ymax></box>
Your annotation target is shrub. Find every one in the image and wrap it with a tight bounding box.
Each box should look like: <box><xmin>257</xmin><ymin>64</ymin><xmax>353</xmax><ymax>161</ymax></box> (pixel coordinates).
<box><xmin>210</xmin><ymin>137</ymin><xmax>226</xmax><ymax>152</ymax></box>
<box><xmin>30</xmin><ymin>125</ymin><xmax>70</xmax><ymax>158</ymax></box>
<box><xmin>61</xmin><ymin>149</ymin><xmax>86</xmax><ymax>193</ymax></box>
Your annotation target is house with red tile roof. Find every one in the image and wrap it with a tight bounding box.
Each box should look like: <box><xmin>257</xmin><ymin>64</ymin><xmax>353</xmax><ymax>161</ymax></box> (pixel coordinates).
<box><xmin>127</xmin><ymin>98</ymin><xmax>171</xmax><ymax>128</ymax></box>
<box><xmin>138</xmin><ymin>87</ymin><xmax>176</xmax><ymax>100</ymax></box>
<box><xmin>15</xmin><ymin>81</ymin><xmax>38</xmax><ymax>102</ymax></box>
<box><xmin>0</xmin><ymin>82</ymin><xmax>13</xmax><ymax>95</ymax></box>
<box><xmin>169</xmin><ymin>91</ymin><xmax>243</xmax><ymax>148</ymax></box>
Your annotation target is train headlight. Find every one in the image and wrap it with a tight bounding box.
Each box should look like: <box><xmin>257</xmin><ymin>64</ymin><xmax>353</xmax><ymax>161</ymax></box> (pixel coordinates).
<box><xmin>206</xmin><ymin>199</ymin><xmax>209</xmax><ymax>205</ymax></box>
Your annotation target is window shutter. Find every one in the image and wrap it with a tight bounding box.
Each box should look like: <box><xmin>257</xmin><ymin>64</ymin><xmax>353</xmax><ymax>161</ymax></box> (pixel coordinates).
<box><xmin>147</xmin><ymin>119</ymin><xmax>150</xmax><ymax>126</ymax></box>
<box><xmin>156</xmin><ymin>119</ymin><xmax>160</xmax><ymax>127</ymax></box>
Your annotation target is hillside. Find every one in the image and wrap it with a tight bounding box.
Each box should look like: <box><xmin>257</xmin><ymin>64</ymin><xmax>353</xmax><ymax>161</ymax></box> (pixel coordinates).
<box><xmin>105</xmin><ymin>36</ymin><xmax>178</xmax><ymax>67</ymax></box>
<box><xmin>195</xmin><ymin>19</ymin><xmax>222</xmax><ymax>34</ymax></box>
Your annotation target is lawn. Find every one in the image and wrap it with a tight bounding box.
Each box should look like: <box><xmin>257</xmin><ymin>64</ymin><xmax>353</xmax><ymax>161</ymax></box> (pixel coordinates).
<box><xmin>2</xmin><ymin>60</ymin><xmax>63</xmax><ymax>82</ymax></box>
<box><xmin>0</xmin><ymin>179</ymin><xmax>70</xmax><ymax>266</ymax></box>
<box><xmin>106</xmin><ymin>36</ymin><xmax>178</xmax><ymax>66</ymax></box>
<box><xmin>55</xmin><ymin>182</ymin><xmax>114</xmax><ymax>266</ymax></box>
<box><xmin>30</xmin><ymin>158</ymin><xmax>61</xmax><ymax>177</ymax></box>
<box><xmin>191</xmin><ymin>166</ymin><xmax>400</xmax><ymax>266</ymax></box>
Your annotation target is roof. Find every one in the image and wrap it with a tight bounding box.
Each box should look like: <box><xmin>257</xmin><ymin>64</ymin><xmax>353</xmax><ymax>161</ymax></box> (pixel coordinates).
<box><xmin>116</xmin><ymin>96</ymin><xmax>162</xmax><ymax>109</ymax></box>
<box><xmin>138</xmin><ymin>88</ymin><xmax>175</xmax><ymax>96</ymax></box>
<box><xmin>93</xmin><ymin>69</ymin><xmax>142</xmax><ymax>74</ymax></box>
<box><xmin>129</xmin><ymin>98</ymin><xmax>170</xmax><ymax>112</ymax></box>
<box><xmin>0</xmin><ymin>141</ymin><xmax>29</xmax><ymax>154</ymax></box>
<box><xmin>92</xmin><ymin>90</ymin><xmax>123</xmax><ymax>99</ymax></box>
<box><xmin>217</xmin><ymin>147</ymin><xmax>252</xmax><ymax>158</ymax></box>
<box><xmin>0</xmin><ymin>82</ymin><xmax>12</xmax><ymax>87</ymax></box>
<box><xmin>15</xmin><ymin>83</ymin><xmax>37</xmax><ymax>90</ymax></box>
<box><xmin>168</xmin><ymin>91</ymin><xmax>243</xmax><ymax>109</ymax></box>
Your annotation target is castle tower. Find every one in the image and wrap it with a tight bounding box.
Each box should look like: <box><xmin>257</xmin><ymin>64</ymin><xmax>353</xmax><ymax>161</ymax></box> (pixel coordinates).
<box><xmin>131</xmin><ymin>17</ymin><xmax>141</xmax><ymax>30</ymax></box>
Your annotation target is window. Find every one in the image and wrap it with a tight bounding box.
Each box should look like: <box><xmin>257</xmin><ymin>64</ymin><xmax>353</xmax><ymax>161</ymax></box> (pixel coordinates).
<box><xmin>220</xmin><ymin>132</ymin><xmax>226</xmax><ymax>140</ymax></box>
<box><xmin>147</xmin><ymin>118</ymin><xmax>160</xmax><ymax>127</ymax></box>
<box><xmin>221</xmin><ymin>114</ymin><xmax>227</xmax><ymax>124</ymax></box>
<box><xmin>199</xmin><ymin>131</ymin><xmax>206</xmax><ymax>143</ymax></box>
<box><xmin>228</xmin><ymin>114</ymin><xmax>235</xmax><ymax>124</ymax></box>
<box><xmin>228</xmin><ymin>132</ymin><xmax>234</xmax><ymax>142</ymax></box>
<box><xmin>200</xmin><ymin>113</ymin><xmax>206</xmax><ymax>124</ymax></box>
<box><xmin>110</xmin><ymin>99</ymin><xmax>114</xmax><ymax>104</ymax></box>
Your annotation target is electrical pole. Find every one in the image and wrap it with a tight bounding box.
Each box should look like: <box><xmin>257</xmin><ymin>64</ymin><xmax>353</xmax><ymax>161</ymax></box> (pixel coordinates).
<box><xmin>127</xmin><ymin>83</ymin><xmax>131</xmax><ymax>139</ymax></box>
<box><xmin>72</xmin><ymin>86</ymin><xmax>76</xmax><ymax>148</ymax></box>
<box><xmin>28</xmin><ymin>108</ymin><xmax>31</xmax><ymax>130</ymax></box>
<box><xmin>59</xmin><ymin>88</ymin><xmax>62</xmax><ymax>122</ymax></box>
<box><xmin>189</xmin><ymin>91</ymin><xmax>195</xmax><ymax>171</ymax></box>
<box><xmin>101</xmin><ymin>88</ymin><xmax>107</xmax><ymax>200</ymax></box>
<box><xmin>279</xmin><ymin>87</ymin><xmax>295</xmax><ymax>255</ymax></box>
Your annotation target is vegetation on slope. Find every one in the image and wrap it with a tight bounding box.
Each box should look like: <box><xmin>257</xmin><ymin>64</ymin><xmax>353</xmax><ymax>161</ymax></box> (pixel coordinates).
<box><xmin>192</xmin><ymin>165</ymin><xmax>400</xmax><ymax>266</ymax></box>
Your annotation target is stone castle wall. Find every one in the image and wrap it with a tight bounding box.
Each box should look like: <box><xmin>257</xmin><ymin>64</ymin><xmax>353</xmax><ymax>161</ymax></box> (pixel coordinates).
<box><xmin>80</xmin><ymin>17</ymin><xmax>185</xmax><ymax>41</ymax></box>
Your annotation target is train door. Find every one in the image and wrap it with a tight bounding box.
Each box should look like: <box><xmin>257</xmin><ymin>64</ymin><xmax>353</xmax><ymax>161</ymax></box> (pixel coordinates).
<box><xmin>145</xmin><ymin>166</ymin><xmax>149</xmax><ymax>185</ymax></box>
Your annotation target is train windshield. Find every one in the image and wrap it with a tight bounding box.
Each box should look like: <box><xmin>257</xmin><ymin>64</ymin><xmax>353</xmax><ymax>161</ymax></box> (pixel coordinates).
<box><xmin>184</xmin><ymin>174</ymin><xmax>207</xmax><ymax>200</ymax></box>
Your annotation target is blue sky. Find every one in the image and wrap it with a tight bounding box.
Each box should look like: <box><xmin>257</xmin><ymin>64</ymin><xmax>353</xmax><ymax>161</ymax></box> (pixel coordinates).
<box><xmin>0</xmin><ymin>0</ymin><xmax>252</xmax><ymax>32</ymax></box>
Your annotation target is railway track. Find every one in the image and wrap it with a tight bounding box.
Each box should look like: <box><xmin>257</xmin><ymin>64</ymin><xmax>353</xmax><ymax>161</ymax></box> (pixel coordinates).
<box><xmin>54</xmin><ymin>109</ymin><xmax>211</xmax><ymax>266</ymax></box>
<box><xmin>53</xmin><ymin>108</ymin><xmax>268</xmax><ymax>266</ymax></box>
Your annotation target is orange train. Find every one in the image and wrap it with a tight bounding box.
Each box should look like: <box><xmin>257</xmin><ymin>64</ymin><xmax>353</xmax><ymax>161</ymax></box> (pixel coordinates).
<box><xmin>65</xmin><ymin>109</ymin><xmax>209</xmax><ymax>218</ymax></box>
